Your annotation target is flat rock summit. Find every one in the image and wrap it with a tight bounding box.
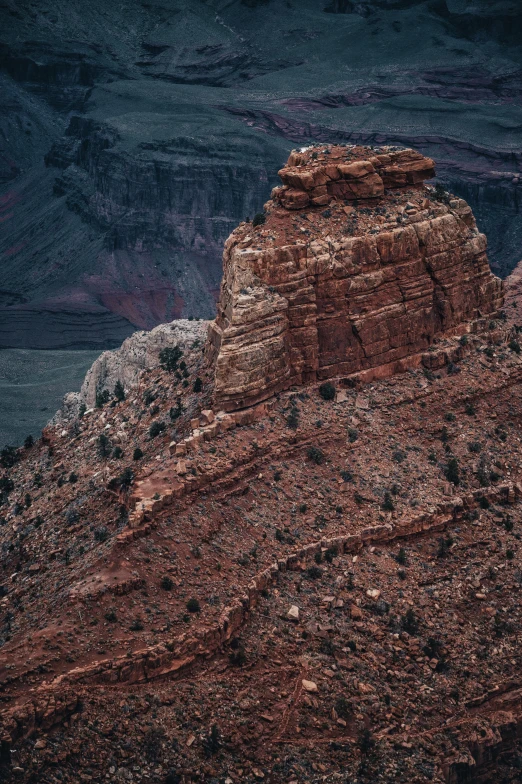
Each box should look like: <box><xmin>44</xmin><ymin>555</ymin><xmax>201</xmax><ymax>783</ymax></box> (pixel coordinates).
<box><xmin>208</xmin><ymin>144</ymin><xmax>503</xmax><ymax>410</ymax></box>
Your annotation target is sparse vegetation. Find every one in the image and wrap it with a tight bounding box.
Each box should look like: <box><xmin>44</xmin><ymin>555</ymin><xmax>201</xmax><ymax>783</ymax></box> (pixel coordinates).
<box><xmin>252</xmin><ymin>212</ymin><xmax>266</xmax><ymax>227</ymax></box>
<box><xmin>114</xmin><ymin>380</ymin><xmax>125</xmax><ymax>401</ymax></box>
<box><xmin>319</xmin><ymin>381</ymin><xmax>335</xmax><ymax>401</ymax></box>
<box><xmin>159</xmin><ymin>345</ymin><xmax>183</xmax><ymax>372</ymax></box>
<box><xmin>149</xmin><ymin>421</ymin><xmax>166</xmax><ymax>439</ymax></box>
<box><xmin>307</xmin><ymin>445</ymin><xmax>325</xmax><ymax>465</ymax></box>
<box><xmin>186</xmin><ymin>598</ymin><xmax>200</xmax><ymax>613</ymax></box>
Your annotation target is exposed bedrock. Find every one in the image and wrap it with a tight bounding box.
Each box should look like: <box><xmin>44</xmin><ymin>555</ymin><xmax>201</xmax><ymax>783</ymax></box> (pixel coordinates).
<box><xmin>207</xmin><ymin>144</ymin><xmax>503</xmax><ymax>411</ymax></box>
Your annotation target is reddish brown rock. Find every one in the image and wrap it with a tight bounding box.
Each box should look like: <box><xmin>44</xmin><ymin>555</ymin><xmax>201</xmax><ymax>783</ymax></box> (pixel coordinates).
<box><xmin>206</xmin><ymin>144</ymin><xmax>503</xmax><ymax>411</ymax></box>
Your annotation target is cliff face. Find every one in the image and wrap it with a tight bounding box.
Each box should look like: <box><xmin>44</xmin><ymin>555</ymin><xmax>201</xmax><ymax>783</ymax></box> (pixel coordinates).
<box><xmin>208</xmin><ymin>144</ymin><xmax>503</xmax><ymax>410</ymax></box>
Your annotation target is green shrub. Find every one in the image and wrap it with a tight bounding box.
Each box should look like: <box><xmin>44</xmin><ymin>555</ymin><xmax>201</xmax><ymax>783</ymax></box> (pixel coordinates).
<box><xmin>114</xmin><ymin>380</ymin><xmax>125</xmax><ymax>401</ymax></box>
<box><xmin>186</xmin><ymin>597</ymin><xmax>200</xmax><ymax>613</ymax></box>
<box><xmin>318</xmin><ymin>381</ymin><xmax>335</xmax><ymax>401</ymax></box>
<box><xmin>193</xmin><ymin>377</ymin><xmax>203</xmax><ymax>393</ymax></box>
<box><xmin>94</xmin><ymin>525</ymin><xmax>109</xmax><ymax>543</ymax></box>
<box><xmin>149</xmin><ymin>421</ymin><xmax>166</xmax><ymax>439</ymax></box>
<box><xmin>133</xmin><ymin>447</ymin><xmax>143</xmax><ymax>461</ymax></box>
<box><xmin>119</xmin><ymin>467</ymin><xmax>134</xmax><ymax>488</ymax></box>
<box><xmin>509</xmin><ymin>339</ymin><xmax>521</xmax><ymax>354</ymax></box>
<box><xmin>382</xmin><ymin>491</ymin><xmax>394</xmax><ymax>512</ymax></box>
<box><xmin>347</xmin><ymin>428</ymin><xmax>358</xmax><ymax>443</ymax></box>
<box><xmin>161</xmin><ymin>576</ymin><xmax>174</xmax><ymax>591</ymax></box>
<box><xmin>78</xmin><ymin>403</ymin><xmax>86</xmax><ymax>419</ymax></box>
<box><xmin>95</xmin><ymin>389</ymin><xmax>110</xmax><ymax>408</ymax></box>
<box><xmin>396</xmin><ymin>547</ymin><xmax>407</xmax><ymax>565</ymax></box>
<box><xmin>105</xmin><ymin>609</ymin><xmax>117</xmax><ymax>623</ymax></box>
<box><xmin>98</xmin><ymin>433</ymin><xmax>111</xmax><ymax>459</ymax></box>
<box><xmin>0</xmin><ymin>446</ymin><xmax>18</xmax><ymax>469</ymax></box>
<box><xmin>402</xmin><ymin>607</ymin><xmax>418</xmax><ymax>635</ymax></box>
<box><xmin>252</xmin><ymin>212</ymin><xmax>266</xmax><ymax>227</ymax></box>
<box><xmin>307</xmin><ymin>445</ymin><xmax>325</xmax><ymax>465</ymax></box>
<box><xmin>445</xmin><ymin>457</ymin><xmax>460</xmax><ymax>485</ymax></box>
<box><xmin>112</xmin><ymin>446</ymin><xmax>123</xmax><ymax>459</ymax></box>
<box><xmin>159</xmin><ymin>346</ymin><xmax>183</xmax><ymax>372</ymax></box>
<box><xmin>24</xmin><ymin>435</ymin><xmax>34</xmax><ymax>449</ymax></box>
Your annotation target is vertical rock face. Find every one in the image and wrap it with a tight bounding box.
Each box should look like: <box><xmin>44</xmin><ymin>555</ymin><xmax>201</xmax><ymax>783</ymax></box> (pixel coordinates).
<box><xmin>207</xmin><ymin>144</ymin><xmax>504</xmax><ymax>411</ymax></box>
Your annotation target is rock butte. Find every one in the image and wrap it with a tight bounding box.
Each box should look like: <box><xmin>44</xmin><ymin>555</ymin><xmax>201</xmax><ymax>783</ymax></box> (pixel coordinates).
<box><xmin>206</xmin><ymin>144</ymin><xmax>503</xmax><ymax>411</ymax></box>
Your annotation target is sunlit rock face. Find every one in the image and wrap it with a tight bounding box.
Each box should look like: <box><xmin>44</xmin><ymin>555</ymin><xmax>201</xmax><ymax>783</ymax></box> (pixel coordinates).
<box><xmin>207</xmin><ymin>144</ymin><xmax>503</xmax><ymax>411</ymax></box>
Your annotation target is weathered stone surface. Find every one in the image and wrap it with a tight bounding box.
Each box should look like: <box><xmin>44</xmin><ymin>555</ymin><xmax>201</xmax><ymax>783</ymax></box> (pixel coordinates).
<box><xmin>206</xmin><ymin>144</ymin><xmax>503</xmax><ymax>411</ymax></box>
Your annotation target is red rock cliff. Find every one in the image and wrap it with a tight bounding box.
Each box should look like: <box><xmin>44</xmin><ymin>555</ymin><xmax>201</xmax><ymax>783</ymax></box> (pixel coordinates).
<box><xmin>207</xmin><ymin>144</ymin><xmax>503</xmax><ymax>411</ymax></box>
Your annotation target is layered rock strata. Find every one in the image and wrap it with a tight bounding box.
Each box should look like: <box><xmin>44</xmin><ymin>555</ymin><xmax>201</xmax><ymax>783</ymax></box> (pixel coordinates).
<box><xmin>206</xmin><ymin>144</ymin><xmax>504</xmax><ymax>411</ymax></box>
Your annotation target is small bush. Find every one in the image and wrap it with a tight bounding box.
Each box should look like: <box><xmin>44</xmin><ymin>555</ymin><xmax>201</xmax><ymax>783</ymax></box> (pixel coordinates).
<box><xmin>357</xmin><ymin>728</ymin><xmax>375</xmax><ymax>755</ymax></box>
<box><xmin>396</xmin><ymin>547</ymin><xmax>407</xmax><ymax>565</ymax></box>
<box><xmin>286</xmin><ymin>404</ymin><xmax>299</xmax><ymax>430</ymax></box>
<box><xmin>112</xmin><ymin>446</ymin><xmax>123</xmax><ymax>459</ymax></box>
<box><xmin>306</xmin><ymin>565</ymin><xmax>322</xmax><ymax>579</ymax></box>
<box><xmin>445</xmin><ymin>412</ymin><xmax>456</xmax><ymax>422</ymax></box>
<box><xmin>252</xmin><ymin>212</ymin><xmax>266</xmax><ymax>227</ymax></box>
<box><xmin>193</xmin><ymin>377</ymin><xmax>202</xmax><ymax>393</ymax></box>
<box><xmin>78</xmin><ymin>403</ymin><xmax>86</xmax><ymax>419</ymax></box>
<box><xmin>186</xmin><ymin>597</ymin><xmax>200</xmax><ymax>613</ymax></box>
<box><xmin>437</xmin><ymin>535</ymin><xmax>453</xmax><ymax>558</ymax></box>
<box><xmin>170</xmin><ymin>401</ymin><xmax>183</xmax><ymax>420</ymax></box>
<box><xmin>149</xmin><ymin>421</ymin><xmax>166</xmax><ymax>439</ymax></box>
<box><xmin>98</xmin><ymin>433</ymin><xmax>111</xmax><ymax>459</ymax></box>
<box><xmin>318</xmin><ymin>382</ymin><xmax>335</xmax><ymax>401</ymax></box>
<box><xmin>119</xmin><ymin>467</ymin><xmax>134</xmax><ymax>489</ymax></box>
<box><xmin>465</xmin><ymin>401</ymin><xmax>476</xmax><ymax>416</ymax></box>
<box><xmin>347</xmin><ymin>428</ymin><xmax>358</xmax><ymax>443</ymax></box>
<box><xmin>161</xmin><ymin>575</ymin><xmax>174</xmax><ymax>591</ymax></box>
<box><xmin>69</xmin><ymin>472</ymin><xmax>78</xmax><ymax>484</ymax></box>
<box><xmin>509</xmin><ymin>339</ymin><xmax>521</xmax><ymax>354</ymax></box>
<box><xmin>105</xmin><ymin>609</ymin><xmax>117</xmax><ymax>623</ymax></box>
<box><xmin>24</xmin><ymin>435</ymin><xmax>34</xmax><ymax>449</ymax></box>
<box><xmin>335</xmin><ymin>696</ymin><xmax>351</xmax><ymax>719</ymax></box>
<box><xmin>468</xmin><ymin>441</ymin><xmax>482</xmax><ymax>453</ymax></box>
<box><xmin>94</xmin><ymin>525</ymin><xmax>109</xmax><ymax>543</ymax></box>
<box><xmin>159</xmin><ymin>346</ymin><xmax>183</xmax><ymax>372</ymax></box>
<box><xmin>95</xmin><ymin>389</ymin><xmax>110</xmax><ymax>409</ymax></box>
<box><xmin>445</xmin><ymin>457</ymin><xmax>460</xmax><ymax>485</ymax></box>
<box><xmin>299</xmin><ymin>503</ymin><xmax>307</xmax><ymax>513</ymax></box>
<box><xmin>340</xmin><ymin>469</ymin><xmax>352</xmax><ymax>482</ymax></box>
<box><xmin>402</xmin><ymin>607</ymin><xmax>418</xmax><ymax>635</ymax></box>
<box><xmin>114</xmin><ymin>380</ymin><xmax>125</xmax><ymax>401</ymax></box>
<box><xmin>382</xmin><ymin>491</ymin><xmax>394</xmax><ymax>512</ymax></box>
<box><xmin>0</xmin><ymin>446</ymin><xmax>18</xmax><ymax>469</ymax></box>
<box><xmin>307</xmin><ymin>446</ymin><xmax>325</xmax><ymax>465</ymax></box>
<box><xmin>133</xmin><ymin>447</ymin><xmax>143</xmax><ymax>461</ymax></box>
<box><xmin>130</xmin><ymin>617</ymin><xmax>144</xmax><ymax>631</ymax></box>
<box><xmin>202</xmin><ymin>725</ymin><xmax>221</xmax><ymax>757</ymax></box>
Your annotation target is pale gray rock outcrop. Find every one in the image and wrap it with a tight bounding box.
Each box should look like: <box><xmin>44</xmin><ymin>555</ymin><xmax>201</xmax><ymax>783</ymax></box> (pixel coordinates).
<box><xmin>53</xmin><ymin>319</ymin><xmax>208</xmax><ymax>424</ymax></box>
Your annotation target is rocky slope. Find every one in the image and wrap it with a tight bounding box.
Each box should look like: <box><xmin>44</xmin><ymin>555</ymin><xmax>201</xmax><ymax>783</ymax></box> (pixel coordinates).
<box><xmin>1</xmin><ymin>0</ymin><xmax>522</xmax><ymax>348</ymax></box>
<box><xmin>0</xmin><ymin>147</ymin><xmax>521</xmax><ymax>782</ymax></box>
<box><xmin>208</xmin><ymin>144</ymin><xmax>502</xmax><ymax>410</ymax></box>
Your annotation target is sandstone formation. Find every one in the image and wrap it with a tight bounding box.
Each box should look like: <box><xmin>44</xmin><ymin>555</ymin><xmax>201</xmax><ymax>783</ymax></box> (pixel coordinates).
<box><xmin>207</xmin><ymin>144</ymin><xmax>503</xmax><ymax>411</ymax></box>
